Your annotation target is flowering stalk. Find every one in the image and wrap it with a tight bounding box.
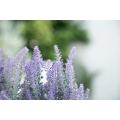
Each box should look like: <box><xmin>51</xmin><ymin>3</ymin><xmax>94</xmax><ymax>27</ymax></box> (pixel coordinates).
<box><xmin>0</xmin><ymin>45</ymin><xmax>90</xmax><ymax>100</ymax></box>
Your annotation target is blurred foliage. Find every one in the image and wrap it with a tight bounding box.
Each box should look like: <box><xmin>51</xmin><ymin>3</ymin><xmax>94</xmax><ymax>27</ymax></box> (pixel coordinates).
<box><xmin>21</xmin><ymin>20</ymin><xmax>89</xmax><ymax>60</ymax></box>
<box><xmin>74</xmin><ymin>61</ymin><xmax>94</xmax><ymax>89</ymax></box>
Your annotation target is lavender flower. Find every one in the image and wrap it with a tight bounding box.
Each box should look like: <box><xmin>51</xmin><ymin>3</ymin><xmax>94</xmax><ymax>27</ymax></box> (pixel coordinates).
<box><xmin>0</xmin><ymin>91</ymin><xmax>10</xmax><ymax>100</ymax></box>
<box><xmin>0</xmin><ymin>49</ymin><xmax>5</xmax><ymax>88</ymax></box>
<box><xmin>0</xmin><ymin>45</ymin><xmax>90</xmax><ymax>100</ymax></box>
<box><xmin>64</xmin><ymin>47</ymin><xmax>76</xmax><ymax>99</ymax></box>
<box><xmin>3</xmin><ymin>47</ymin><xmax>28</xmax><ymax>99</ymax></box>
<box><xmin>47</xmin><ymin>62</ymin><xmax>58</xmax><ymax>99</ymax></box>
<box><xmin>53</xmin><ymin>45</ymin><xmax>65</xmax><ymax>99</ymax></box>
<box><xmin>25</xmin><ymin>46</ymin><xmax>45</xmax><ymax>99</ymax></box>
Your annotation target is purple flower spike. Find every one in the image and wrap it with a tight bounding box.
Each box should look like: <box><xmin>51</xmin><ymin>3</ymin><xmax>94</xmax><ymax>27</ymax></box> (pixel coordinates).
<box><xmin>47</xmin><ymin>62</ymin><xmax>58</xmax><ymax>100</ymax></box>
<box><xmin>0</xmin><ymin>91</ymin><xmax>10</xmax><ymax>100</ymax></box>
<box><xmin>54</xmin><ymin>45</ymin><xmax>62</xmax><ymax>61</ymax></box>
<box><xmin>84</xmin><ymin>88</ymin><xmax>90</xmax><ymax>100</ymax></box>
<box><xmin>64</xmin><ymin>47</ymin><xmax>76</xmax><ymax>99</ymax></box>
<box><xmin>0</xmin><ymin>49</ymin><xmax>5</xmax><ymax>86</ymax></box>
<box><xmin>32</xmin><ymin>46</ymin><xmax>43</xmax><ymax>68</ymax></box>
<box><xmin>77</xmin><ymin>84</ymin><xmax>85</xmax><ymax>100</ymax></box>
<box><xmin>0</xmin><ymin>45</ymin><xmax>90</xmax><ymax>100</ymax></box>
<box><xmin>54</xmin><ymin>45</ymin><xmax>65</xmax><ymax>99</ymax></box>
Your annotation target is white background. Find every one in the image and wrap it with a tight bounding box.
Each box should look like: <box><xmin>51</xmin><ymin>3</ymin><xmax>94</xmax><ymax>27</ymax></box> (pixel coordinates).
<box><xmin>83</xmin><ymin>21</ymin><xmax>120</xmax><ymax>99</ymax></box>
<box><xmin>0</xmin><ymin>101</ymin><xmax>120</xmax><ymax>120</ymax></box>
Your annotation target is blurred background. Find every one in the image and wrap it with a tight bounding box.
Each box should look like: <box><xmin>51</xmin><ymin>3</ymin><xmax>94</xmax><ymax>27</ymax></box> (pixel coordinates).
<box><xmin>0</xmin><ymin>20</ymin><xmax>119</xmax><ymax>99</ymax></box>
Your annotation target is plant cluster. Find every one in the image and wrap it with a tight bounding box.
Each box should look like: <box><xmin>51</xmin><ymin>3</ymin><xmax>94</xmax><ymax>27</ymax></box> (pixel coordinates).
<box><xmin>0</xmin><ymin>45</ymin><xmax>89</xmax><ymax>100</ymax></box>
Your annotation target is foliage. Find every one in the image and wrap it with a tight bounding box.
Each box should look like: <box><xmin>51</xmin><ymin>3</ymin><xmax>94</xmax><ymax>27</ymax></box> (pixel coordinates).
<box><xmin>22</xmin><ymin>20</ymin><xmax>89</xmax><ymax>60</ymax></box>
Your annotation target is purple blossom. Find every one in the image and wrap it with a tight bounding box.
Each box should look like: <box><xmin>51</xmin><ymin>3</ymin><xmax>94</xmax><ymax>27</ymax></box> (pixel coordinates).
<box><xmin>25</xmin><ymin>46</ymin><xmax>44</xmax><ymax>99</ymax></box>
<box><xmin>47</xmin><ymin>61</ymin><xmax>59</xmax><ymax>100</ymax></box>
<box><xmin>0</xmin><ymin>45</ymin><xmax>90</xmax><ymax>100</ymax></box>
<box><xmin>64</xmin><ymin>47</ymin><xmax>76</xmax><ymax>99</ymax></box>
<box><xmin>0</xmin><ymin>49</ymin><xmax>5</xmax><ymax>86</ymax></box>
<box><xmin>54</xmin><ymin>45</ymin><xmax>62</xmax><ymax>61</ymax></box>
<box><xmin>0</xmin><ymin>91</ymin><xmax>10</xmax><ymax>100</ymax></box>
<box><xmin>53</xmin><ymin>45</ymin><xmax>65</xmax><ymax>99</ymax></box>
<box><xmin>3</xmin><ymin>47</ymin><xmax>28</xmax><ymax>99</ymax></box>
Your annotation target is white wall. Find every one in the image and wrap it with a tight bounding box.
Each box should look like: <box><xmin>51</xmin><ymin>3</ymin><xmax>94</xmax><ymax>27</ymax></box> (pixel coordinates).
<box><xmin>81</xmin><ymin>21</ymin><xmax>120</xmax><ymax>99</ymax></box>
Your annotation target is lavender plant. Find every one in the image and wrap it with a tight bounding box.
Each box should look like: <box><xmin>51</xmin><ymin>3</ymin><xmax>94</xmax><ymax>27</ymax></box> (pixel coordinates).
<box><xmin>0</xmin><ymin>45</ymin><xmax>90</xmax><ymax>100</ymax></box>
